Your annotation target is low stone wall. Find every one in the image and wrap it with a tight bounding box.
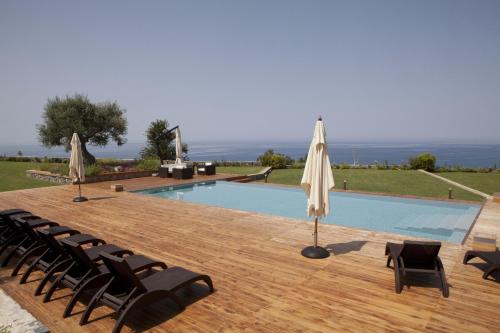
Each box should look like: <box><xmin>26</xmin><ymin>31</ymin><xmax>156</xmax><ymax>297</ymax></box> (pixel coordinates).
<box><xmin>26</xmin><ymin>170</ymin><xmax>72</xmax><ymax>184</ymax></box>
<box><xmin>84</xmin><ymin>170</ymin><xmax>152</xmax><ymax>183</ymax></box>
<box><xmin>26</xmin><ymin>170</ymin><xmax>153</xmax><ymax>184</ymax></box>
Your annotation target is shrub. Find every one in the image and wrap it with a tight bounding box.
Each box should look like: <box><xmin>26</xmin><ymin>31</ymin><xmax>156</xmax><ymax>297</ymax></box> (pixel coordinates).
<box><xmin>38</xmin><ymin>163</ymin><xmax>69</xmax><ymax>175</ymax></box>
<box><xmin>85</xmin><ymin>164</ymin><xmax>102</xmax><ymax>176</ymax></box>
<box><xmin>136</xmin><ymin>159</ymin><xmax>161</xmax><ymax>171</ymax></box>
<box><xmin>290</xmin><ymin>162</ymin><xmax>305</xmax><ymax>169</ymax></box>
<box><xmin>96</xmin><ymin>158</ymin><xmax>123</xmax><ymax>166</ymax></box>
<box><xmin>408</xmin><ymin>153</ymin><xmax>437</xmax><ymax>172</ymax></box>
<box><xmin>257</xmin><ymin>150</ymin><xmax>294</xmax><ymax>169</ymax></box>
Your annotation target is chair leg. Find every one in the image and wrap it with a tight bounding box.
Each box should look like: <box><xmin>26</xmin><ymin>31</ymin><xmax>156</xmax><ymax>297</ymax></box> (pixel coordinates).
<box><xmin>0</xmin><ymin>234</ymin><xmax>24</xmax><ymax>258</ymax></box>
<box><xmin>463</xmin><ymin>251</ymin><xmax>477</xmax><ymax>264</ymax></box>
<box><xmin>202</xmin><ymin>275</ymin><xmax>214</xmax><ymax>292</ymax></box>
<box><xmin>64</xmin><ymin>274</ymin><xmax>111</xmax><ymax>318</ymax></box>
<box><xmin>80</xmin><ymin>284</ymin><xmax>109</xmax><ymax>325</ymax></box>
<box><xmin>34</xmin><ymin>260</ymin><xmax>71</xmax><ymax>296</ymax></box>
<box><xmin>20</xmin><ymin>249</ymin><xmax>48</xmax><ymax>283</ymax></box>
<box><xmin>439</xmin><ymin>272</ymin><xmax>449</xmax><ymax>297</ymax></box>
<box><xmin>393</xmin><ymin>259</ymin><xmax>402</xmax><ymax>294</ymax></box>
<box><xmin>1</xmin><ymin>241</ymin><xmax>26</xmax><ymax>267</ymax></box>
<box><xmin>386</xmin><ymin>255</ymin><xmax>392</xmax><ymax>268</ymax></box>
<box><xmin>11</xmin><ymin>245</ymin><xmax>45</xmax><ymax>277</ymax></box>
<box><xmin>43</xmin><ymin>264</ymin><xmax>73</xmax><ymax>302</ymax></box>
<box><xmin>483</xmin><ymin>266</ymin><xmax>500</xmax><ymax>280</ymax></box>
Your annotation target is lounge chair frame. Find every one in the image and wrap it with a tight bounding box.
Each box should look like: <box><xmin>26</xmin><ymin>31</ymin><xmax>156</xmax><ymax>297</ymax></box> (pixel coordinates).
<box><xmin>385</xmin><ymin>240</ymin><xmax>449</xmax><ymax>297</ymax></box>
<box><xmin>463</xmin><ymin>250</ymin><xmax>500</xmax><ymax>280</ymax></box>
<box><xmin>80</xmin><ymin>252</ymin><xmax>214</xmax><ymax>333</ymax></box>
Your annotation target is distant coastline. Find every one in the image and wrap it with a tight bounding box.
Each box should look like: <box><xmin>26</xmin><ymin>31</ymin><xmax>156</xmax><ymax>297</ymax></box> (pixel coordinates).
<box><xmin>1</xmin><ymin>141</ymin><xmax>499</xmax><ymax>168</ymax></box>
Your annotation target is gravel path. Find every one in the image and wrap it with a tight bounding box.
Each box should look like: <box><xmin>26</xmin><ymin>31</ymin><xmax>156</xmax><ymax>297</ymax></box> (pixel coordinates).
<box><xmin>0</xmin><ymin>289</ymin><xmax>48</xmax><ymax>333</ymax></box>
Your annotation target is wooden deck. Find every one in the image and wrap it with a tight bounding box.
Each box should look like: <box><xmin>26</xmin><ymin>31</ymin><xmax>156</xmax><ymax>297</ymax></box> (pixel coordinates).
<box><xmin>0</xmin><ymin>177</ymin><xmax>499</xmax><ymax>332</ymax></box>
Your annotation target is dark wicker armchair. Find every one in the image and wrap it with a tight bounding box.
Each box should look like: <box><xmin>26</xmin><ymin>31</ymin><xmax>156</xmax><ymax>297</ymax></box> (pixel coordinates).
<box><xmin>197</xmin><ymin>163</ymin><xmax>216</xmax><ymax>176</ymax></box>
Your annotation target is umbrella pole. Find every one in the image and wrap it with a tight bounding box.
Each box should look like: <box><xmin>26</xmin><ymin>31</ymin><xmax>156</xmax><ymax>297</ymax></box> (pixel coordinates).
<box><xmin>314</xmin><ymin>217</ymin><xmax>318</xmax><ymax>248</ymax></box>
<box><xmin>73</xmin><ymin>175</ymin><xmax>88</xmax><ymax>202</ymax></box>
<box><xmin>301</xmin><ymin>216</ymin><xmax>329</xmax><ymax>259</ymax></box>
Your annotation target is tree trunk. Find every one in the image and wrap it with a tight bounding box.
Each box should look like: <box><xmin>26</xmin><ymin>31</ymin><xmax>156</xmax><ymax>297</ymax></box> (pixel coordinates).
<box><xmin>81</xmin><ymin>141</ymin><xmax>96</xmax><ymax>165</ymax></box>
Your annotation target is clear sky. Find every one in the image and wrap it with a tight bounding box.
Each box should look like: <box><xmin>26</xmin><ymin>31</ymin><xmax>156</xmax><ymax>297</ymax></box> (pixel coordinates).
<box><xmin>1</xmin><ymin>0</ymin><xmax>499</xmax><ymax>145</ymax></box>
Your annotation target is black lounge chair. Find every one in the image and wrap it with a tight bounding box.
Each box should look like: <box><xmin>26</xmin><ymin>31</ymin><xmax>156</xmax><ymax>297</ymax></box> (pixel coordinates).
<box><xmin>9</xmin><ymin>221</ymin><xmax>81</xmax><ymax>278</ymax></box>
<box><xmin>463</xmin><ymin>250</ymin><xmax>500</xmax><ymax>280</ymax></box>
<box><xmin>64</xmin><ymin>253</ymin><xmax>164</xmax><ymax>319</ymax></box>
<box><xmin>79</xmin><ymin>252</ymin><xmax>214</xmax><ymax>333</ymax></box>
<box><xmin>0</xmin><ymin>211</ymin><xmax>42</xmax><ymax>250</ymax></box>
<box><xmin>40</xmin><ymin>238</ymin><xmax>134</xmax><ymax>303</ymax></box>
<box><xmin>19</xmin><ymin>228</ymin><xmax>104</xmax><ymax>284</ymax></box>
<box><xmin>1</xmin><ymin>216</ymin><xmax>58</xmax><ymax>268</ymax></box>
<box><xmin>0</xmin><ymin>208</ymin><xmax>30</xmax><ymax>232</ymax></box>
<box><xmin>385</xmin><ymin>240</ymin><xmax>449</xmax><ymax>297</ymax></box>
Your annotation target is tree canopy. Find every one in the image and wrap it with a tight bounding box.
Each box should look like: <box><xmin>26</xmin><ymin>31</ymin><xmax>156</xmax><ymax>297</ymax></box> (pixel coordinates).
<box><xmin>257</xmin><ymin>149</ymin><xmax>294</xmax><ymax>169</ymax></box>
<box><xmin>141</xmin><ymin>119</ymin><xmax>188</xmax><ymax>162</ymax></box>
<box><xmin>37</xmin><ymin>94</ymin><xmax>127</xmax><ymax>164</ymax></box>
<box><xmin>409</xmin><ymin>153</ymin><xmax>437</xmax><ymax>172</ymax></box>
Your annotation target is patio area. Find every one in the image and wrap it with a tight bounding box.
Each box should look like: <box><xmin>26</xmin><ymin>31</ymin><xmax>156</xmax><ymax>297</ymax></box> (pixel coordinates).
<box><xmin>0</xmin><ymin>178</ymin><xmax>499</xmax><ymax>332</ymax></box>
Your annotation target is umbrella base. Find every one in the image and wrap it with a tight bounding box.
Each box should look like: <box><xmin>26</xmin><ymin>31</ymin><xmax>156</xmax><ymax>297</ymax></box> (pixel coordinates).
<box><xmin>301</xmin><ymin>246</ymin><xmax>330</xmax><ymax>259</ymax></box>
<box><xmin>72</xmin><ymin>196</ymin><xmax>88</xmax><ymax>202</ymax></box>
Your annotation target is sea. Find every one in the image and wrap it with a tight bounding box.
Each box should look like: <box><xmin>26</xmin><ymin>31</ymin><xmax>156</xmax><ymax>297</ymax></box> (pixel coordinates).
<box><xmin>1</xmin><ymin>142</ymin><xmax>499</xmax><ymax>168</ymax></box>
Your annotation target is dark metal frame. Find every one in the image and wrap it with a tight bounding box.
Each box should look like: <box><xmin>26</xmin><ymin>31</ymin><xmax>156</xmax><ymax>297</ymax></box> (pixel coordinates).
<box><xmin>463</xmin><ymin>250</ymin><xmax>500</xmax><ymax>280</ymax></box>
<box><xmin>385</xmin><ymin>240</ymin><xmax>449</xmax><ymax>297</ymax></box>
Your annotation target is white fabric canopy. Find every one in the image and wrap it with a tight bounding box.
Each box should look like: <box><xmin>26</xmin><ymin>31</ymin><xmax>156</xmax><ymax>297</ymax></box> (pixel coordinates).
<box><xmin>175</xmin><ymin>127</ymin><xmax>183</xmax><ymax>164</ymax></box>
<box><xmin>301</xmin><ymin>119</ymin><xmax>335</xmax><ymax>217</ymax></box>
<box><xmin>69</xmin><ymin>133</ymin><xmax>85</xmax><ymax>183</ymax></box>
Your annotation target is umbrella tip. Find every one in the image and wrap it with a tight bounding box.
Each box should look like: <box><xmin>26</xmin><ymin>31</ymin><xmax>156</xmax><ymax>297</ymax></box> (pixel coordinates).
<box><xmin>318</xmin><ymin>116</ymin><xmax>322</xmax><ymax>121</ymax></box>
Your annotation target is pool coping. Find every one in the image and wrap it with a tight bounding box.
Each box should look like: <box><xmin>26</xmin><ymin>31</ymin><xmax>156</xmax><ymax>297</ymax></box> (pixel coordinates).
<box><xmin>131</xmin><ymin>180</ymin><xmax>484</xmax><ymax>245</ymax></box>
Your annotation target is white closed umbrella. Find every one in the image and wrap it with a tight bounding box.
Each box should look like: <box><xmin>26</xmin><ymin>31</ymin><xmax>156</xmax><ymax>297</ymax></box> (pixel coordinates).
<box><xmin>69</xmin><ymin>133</ymin><xmax>88</xmax><ymax>202</ymax></box>
<box><xmin>175</xmin><ymin>127</ymin><xmax>183</xmax><ymax>164</ymax></box>
<box><xmin>300</xmin><ymin>117</ymin><xmax>334</xmax><ymax>258</ymax></box>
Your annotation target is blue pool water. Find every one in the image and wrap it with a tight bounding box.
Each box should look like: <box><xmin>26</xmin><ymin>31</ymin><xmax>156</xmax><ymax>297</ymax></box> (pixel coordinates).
<box><xmin>134</xmin><ymin>181</ymin><xmax>481</xmax><ymax>243</ymax></box>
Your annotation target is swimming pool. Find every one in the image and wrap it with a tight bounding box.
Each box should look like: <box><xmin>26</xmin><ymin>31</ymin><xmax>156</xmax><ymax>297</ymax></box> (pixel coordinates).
<box><xmin>134</xmin><ymin>181</ymin><xmax>481</xmax><ymax>243</ymax></box>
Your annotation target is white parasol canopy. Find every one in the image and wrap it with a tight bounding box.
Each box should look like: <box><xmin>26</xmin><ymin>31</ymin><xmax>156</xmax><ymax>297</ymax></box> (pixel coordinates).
<box><xmin>301</xmin><ymin>118</ymin><xmax>335</xmax><ymax>217</ymax></box>
<box><xmin>175</xmin><ymin>127</ymin><xmax>183</xmax><ymax>164</ymax></box>
<box><xmin>69</xmin><ymin>133</ymin><xmax>85</xmax><ymax>183</ymax></box>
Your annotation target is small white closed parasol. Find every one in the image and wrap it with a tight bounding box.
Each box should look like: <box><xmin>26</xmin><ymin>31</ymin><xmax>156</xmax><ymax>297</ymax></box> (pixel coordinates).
<box><xmin>300</xmin><ymin>117</ymin><xmax>335</xmax><ymax>258</ymax></box>
<box><xmin>175</xmin><ymin>127</ymin><xmax>183</xmax><ymax>164</ymax></box>
<box><xmin>69</xmin><ymin>133</ymin><xmax>88</xmax><ymax>202</ymax></box>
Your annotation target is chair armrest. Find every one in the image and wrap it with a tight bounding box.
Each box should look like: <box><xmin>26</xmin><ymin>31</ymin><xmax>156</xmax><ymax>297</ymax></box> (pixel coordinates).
<box><xmin>434</xmin><ymin>256</ymin><xmax>445</xmax><ymax>271</ymax></box>
<box><xmin>45</xmin><ymin>226</ymin><xmax>80</xmax><ymax>237</ymax></box>
<box><xmin>126</xmin><ymin>255</ymin><xmax>168</xmax><ymax>272</ymax></box>
<box><xmin>26</xmin><ymin>219</ymin><xmax>59</xmax><ymax>229</ymax></box>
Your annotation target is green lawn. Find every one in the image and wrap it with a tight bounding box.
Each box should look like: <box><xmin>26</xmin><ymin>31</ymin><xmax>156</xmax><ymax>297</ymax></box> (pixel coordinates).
<box><xmin>265</xmin><ymin>169</ymin><xmax>483</xmax><ymax>201</ymax></box>
<box><xmin>217</xmin><ymin>166</ymin><xmax>483</xmax><ymax>201</ymax></box>
<box><xmin>217</xmin><ymin>166</ymin><xmax>264</xmax><ymax>175</ymax></box>
<box><xmin>0</xmin><ymin>161</ymin><xmax>60</xmax><ymax>192</ymax></box>
<box><xmin>436</xmin><ymin>172</ymin><xmax>500</xmax><ymax>195</ymax></box>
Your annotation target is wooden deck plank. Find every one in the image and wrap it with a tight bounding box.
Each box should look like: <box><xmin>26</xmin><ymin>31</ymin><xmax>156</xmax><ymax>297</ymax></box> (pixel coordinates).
<box><xmin>0</xmin><ymin>177</ymin><xmax>499</xmax><ymax>332</ymax></box>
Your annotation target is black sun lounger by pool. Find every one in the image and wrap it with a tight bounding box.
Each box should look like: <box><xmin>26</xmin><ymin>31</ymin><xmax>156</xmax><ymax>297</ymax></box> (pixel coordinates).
<box><xmin>463</xmin><ymin>250</ymin><xmax>500</xmax><ymax>280</ymax></box>
<box><xmin>385</xmin><ymin>240</ymin><xmax>449</xmax><ymax>297</ymax></box>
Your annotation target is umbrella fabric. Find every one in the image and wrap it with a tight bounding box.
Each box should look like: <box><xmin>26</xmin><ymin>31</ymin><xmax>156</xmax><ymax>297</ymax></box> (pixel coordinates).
<box><xmin>301</xmin><ymin>119</ymin><xmax>335</xmax><ymax>217</ymax></box>
<box><xmin>175</xmin><ymin>127</ymin><xmax>183</xmax><ymax>164</ymax></box>
<box><xmin>69</xmin><ymin>133</ymin><xmax>85</xmax><ymax>183</ymax></box>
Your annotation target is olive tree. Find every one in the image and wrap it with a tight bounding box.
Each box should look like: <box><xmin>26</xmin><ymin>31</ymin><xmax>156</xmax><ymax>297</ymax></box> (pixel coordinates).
<box><xmin>37</xmin><ymin>94</ymin><xmax>127</xmax><ymax>164</ymax></box>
